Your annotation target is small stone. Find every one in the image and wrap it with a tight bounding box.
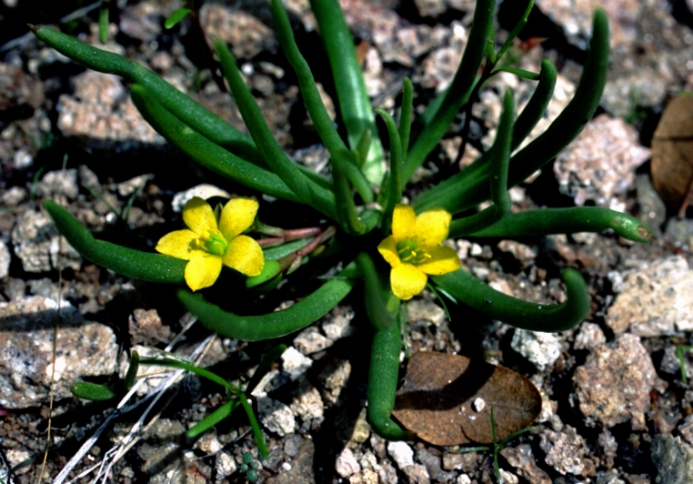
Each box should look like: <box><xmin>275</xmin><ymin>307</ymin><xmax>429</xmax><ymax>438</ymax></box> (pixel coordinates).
<box><xmin>57</xmin><ymin>71</ymin><xmax>161</xmax><ymax>151</ymax></box>
<box><xmin>651</xmin><ymin>434</ymin><xmax>693</xmax><ymax>484</ymax></box>
<box><xmin>406</xmin><ymin>299</ymin><xmax>446</xmax><ymax>326</ymax></box>
<box><xmin>387</xmin><ymin>441</ymin><xmax>414</xmax><ymax>469</ymax></box>
<box><xmin>607</xmin><ymin>256</ymin><xmax>693</xmax><ymax>336</ymax></box>
<box><xmin>336</xmin><ymin>447</ymin><xmax>360</xmax><ymax>477</ymax></box>
<box><xmin>402</xmin><ymin>464</ymin><xmax>430</xmax><ymax>484</ymax></box>
<box><xmin>497</xmin><ymin>240</ymin><xmax>537</xmax><ymax>266</ymax></box>
<box><xmin>128</xmin><ymin>308</ymin><xmax>170</xmax><ymax>346</ymax></box>
<box><xmin>289</xmin><ymin>380</ymin><xmax>324</xmax><ymax>423</ymax></box>
<box><xmin>197</xmin><ymin>432</ymin><xmax>222</xmax><ymax>454</ymax></box>
<box><xmin>348</xmin><ymin>408</ymin><xmax>371</xmax><ymax>446</ymax></box>
<box><xmin>539</xmin><ymin>426</ymin><xmax>588</xmax><ymax>475</ymax></box>
<box><xmin>574</xmin><ymin>333</ymin><xmax>667</xmax><ymax>429</ymax></box>
<box><xmin>0</xmin><ymin>240</ymin><xmax>10</xmax><ymax>278</ymax></box>
<box><xmin>573</xmin><ymin>322</ymin><xmax>607</xmax><ymax>351</ymax></box>
<box><xmin>472</xmin><ymin>397</ymin><xmax>485</xmax><ymax>412</ymax></box>
<box><xmin>281</xmin><ymin>346</ymin><xmax>313</xmax><ymax>381</ymax></box>
<box><xmin>0</xmin><ymin>296</ymin><xmax>118</xmax><ymax>408</ymax></box>
<box><xmin>216</xmin><ymin>452</ymin><xmax>236</xmax><ymax>478</ymax></box>
<box><xmin>11</xmin><ymin>210</ymin><xmax>81</xmax><ymax>273</ymax></box>
<box><xmin>318</xmin><ymin>358</ymin><xmax>351</xmax><ymax>406</ymax></box>
<box><xmin>1</xmin><ymin>186</ymin><xmax>26</xmax><ymax>206</ymax></box>
<box><xmin>554</xmin><ymin>115</ymin><xmax>650</xmax><ymax>207</ymax></box>
<box><xmin>200</xmin><ymin>4</ymin><xmax>276</xmax><ymax>59</ymax></box>
<box><xmin>37</xmin><ymin>169</ymin><xmax>79</xmax><ymax>201</ymax></box>
<box><xmin>322</xmin><ymin>307</ymin><xmax>356</xmax><ymax>341</ymax></box>
<box><xmin>293</xmin><ymin>326</ymin><xmax>332</xmax><ymax>354</ymax></box>
<box><xmin>116</xmin><ymin>173</ymin><xmax>153</xmax><ymax>197</ymax></box>
<box><xmin>257</xmin><ymin>397</ymin><xmax>296</xmax><ymax>436</ymax></box>
<box><xmin>500</xmin><ymin>444</ymin><xmax>552</xmax><ymax>484</ymax></box>
<box><xmin>510</xmin><ymin>329</ymin><xmax>563</xmax><ymax>371</ymax></box>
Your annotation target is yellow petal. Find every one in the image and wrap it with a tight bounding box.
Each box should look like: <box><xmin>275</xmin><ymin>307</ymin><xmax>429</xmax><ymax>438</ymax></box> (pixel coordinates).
<box><xmin>377</xmin><ymin>236</ymin><xmax>401</xmax><ymax>268</ymax></box>
<box><xmin>155</xmin><ymin>230</ymin><xmax>198</xmax><ymax>260</ymax></box>
<box><xmin>390</xmin><ymin>264</ymin><xmax>427</xmax><ymax>300</ymax></box>
<box><xmin>392</xmin><ymin>204</ymin><xmax>416</xmax><ymax>241</ymax></box>
<box><xmin>417</xmin><ymin>246</ymin><xmax>461</xmax><ymax>275</ymax></box>
<box><xmin>415</xmin><ymin>207</ymin><xmax>452</xmax><ymax>249</ymax></box>
<box><xmin>185</xmin><ymin>254</ymin><xmax>223</xmax><ymax>291</ymax></box>
<box><xmin>183</xmin><ymin>197</ymin><xmax>218</xmax><ymax>236</ymax></box>
<box><xmin>222</xmin><ymin>235</ymin><xmax>264</xmax><ymax>277</ymax></box>
<box><xmin>219</xmin><ymin>197</ymin><xmax>259</xmax><ymax>241</ymax></box>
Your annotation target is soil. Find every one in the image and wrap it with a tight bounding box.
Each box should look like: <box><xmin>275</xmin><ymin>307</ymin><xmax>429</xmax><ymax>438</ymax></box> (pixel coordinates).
<box><xmin>1</xmin><ymin>0</ymin><xmax>693</xmax><ymax>483</ymax></box>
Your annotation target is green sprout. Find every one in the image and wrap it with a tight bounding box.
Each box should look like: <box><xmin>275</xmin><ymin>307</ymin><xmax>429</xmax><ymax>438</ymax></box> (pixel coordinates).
<box><xmin>460</xmin><ymin>407</ymin><xmax>542</xmax><ymax>484</ymax></box>
<box><xmin>34</xmin><ymin>0</ymin><xmax>652</xmax><ymax>444</ymax></box>
<box><xmin>71</xmin><ymin>346</ymin><xmax>287</xmax><ymax>460</ymax></box>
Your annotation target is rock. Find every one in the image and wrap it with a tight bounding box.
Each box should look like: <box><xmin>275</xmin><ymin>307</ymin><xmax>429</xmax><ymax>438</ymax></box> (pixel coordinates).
<box><xmin>510</xmin><ymin>329</ymin><xmax>562</xmax><ymax>371</ymax></box>
<box><xmin>336</xmin><ymin>447</ymin><xmax>360</xmax><ymax>477</ymax></box>
<box><xmin>607</xmin><ymin>256</ymin><xmax>693</xmax><ymax>336</ymax></box>
<box><xmin>554</xmin><ymin>115</ymin><xmax>650</xmax><ymax>208</ymax></box>
<box><xmin>57</xmin><ymin>70</ymin><xmax>162</xmax><ymax>152</ymax></box>
<box><xmin>281</xmin><ymin>346</ymin><xmax>313</xmax><ymax>381</ymax></box>
<box><xmin>0</xmin><ymin>296</ymin><xmax>118</xmax><ymax>408</ymax></box>
<box><xmin>289</xmin><ymin>380</ymin><xmax>324</xmax><ymax>424</ymax></box>
<box><xmin>497</xmin><ymin>240</ymin><xmax>537</xmax><ymax>267</ymax></box>
<box><xmin>539</xmin><ymin>426</ymin><xmax>588</xmax><ymax>475</ymax></box>
<box><xmin>573</xmin><ymin>322</ymin><xmax>607</xmax><ymax>351</ymax></box>
<box><xmin>318</xmin><ymin>358</ymin><xmax>351</xmax><ymax>406</ymax></box>
<box><xmin>0</xmin><ymin>240</ymin><xmax>10</xmax><ymax>278</ymax></box>
<box><xmin>0</xmin><ymin>63</ymin><xmax>44</xmax><ymax>127</ymax></box>
<box><xmin>412</xmin><ymin>0</ymin><xmax>473</xmax><ymax>17</ymax></box>
<box><xmin>651</xmin><ymin>434</ymin><xmax>693</xmax><ymax>484</ymax></box>
<box><xmin>119</xmin><ymin>1</ymin><xmax>162</xmax><ymax>43</ymax></box>
<box><xmin>406</xmin><ymin>299</ymin><xmax>446</xmax><ymax>326</ymax></box>
<box><xmin>321</xmin><ymin>306</ymin><xmax>356</xmax><ymax>341</ymax></box>
<box><xmin>664</xmin><ymin>218</ymin><xmax>693</xmax><ymax>252</ymax></box>
<box><xmin>11</xmin><ymin>209</ymin><xmax>81</xmax><ymax>273</ymax></box>
<box><xmin>573</xmin><ymin>333</ymin><xmax>667</xmax><ymax>429</ymax></box>
<box><xmin>200</xmin><ymin>4</ymin><xmax>276</xmax><ymax>59</ymax></box>
<box><xmin>37</xmin><ymin>169</ymin><xmax>79</xmax><ymax>201</ymax></box>
<box><xmin>257</xmin><ymin>397</ymin><xmax>296</xmax><ymax>436</ymax></box>
<box><xmin>387</xmin><ymin>441</ymin><xmax>414</xmax><ymax>469</ymax></box>
<box><xmin>128</xmin><ymin>308</ymin><xmax>170</xmax><ymax>346</ymax></box>
<box><xmin>500</xmin><ymin>444</ymin><xmax>552</xmax><ymax>484</ymax></box>
<box><xmin>293</xmin><ymin>326</ymin><xmax>332</xmax><ymax>354</ymax></box>
<box><xmin>535</xmin><ymin>0</ymin><xmax>640</xmax><ymax>49</ymax></box>
<box><xmin>402</xmin><ymin>464</ymin><xmax>430</xmax><ymax>484</ymax></box>
<box><xmin>116</xmin><ymin>173</ymin><xmax>153</xmax><ymax>197</ymax></box>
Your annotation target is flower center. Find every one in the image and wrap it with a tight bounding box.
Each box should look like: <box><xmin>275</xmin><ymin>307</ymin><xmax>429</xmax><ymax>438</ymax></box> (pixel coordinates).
<box><xmin>202</xmin><ymin>233</ymin><xmax>228</xmax><ymax>256</ymax></box>
<box><xmin>396</xmin><ymin>239</ymin><xmax>429</xmax><ymax>265</ymax></box>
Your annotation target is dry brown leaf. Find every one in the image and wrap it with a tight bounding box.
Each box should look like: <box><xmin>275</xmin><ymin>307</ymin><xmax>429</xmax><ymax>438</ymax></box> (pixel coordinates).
<box><xmin>392</xmin><ymin>352</ymin><xmax>541</xmax><ymax>446</ymax></box>
<box><xmin>651</xmin><ymin>93</ymin><xmax>693</xmax><ymax>216</ymax></box>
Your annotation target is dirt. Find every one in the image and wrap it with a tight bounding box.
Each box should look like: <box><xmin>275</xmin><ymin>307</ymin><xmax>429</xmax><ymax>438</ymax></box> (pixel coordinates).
<box><xmin>1</xmin><ymin>0</ymin><xmax>693</xmax><ymax>483</ymax></box>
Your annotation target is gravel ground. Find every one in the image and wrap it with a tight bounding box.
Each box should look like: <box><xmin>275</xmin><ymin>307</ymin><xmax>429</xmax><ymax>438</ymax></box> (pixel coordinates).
<box><xmin>1</xmin><ymin>0</ymin><xmax>693</xmax><ymax>483</ymax></box>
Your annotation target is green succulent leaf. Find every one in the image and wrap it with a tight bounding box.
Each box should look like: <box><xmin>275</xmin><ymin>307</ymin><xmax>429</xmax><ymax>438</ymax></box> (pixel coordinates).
<box><xmin>433</xmin><ymin>268</ymin><xmax>589</xmax><ymax>332</ymax></box>
<box><xmin>71</xmin><ymin>382</ymin><xmax>117</xmax><ymax>401</ymax></box>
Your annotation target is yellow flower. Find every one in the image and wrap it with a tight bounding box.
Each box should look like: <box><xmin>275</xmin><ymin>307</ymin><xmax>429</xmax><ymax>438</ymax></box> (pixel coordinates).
<box><xmin>378</xmin><ymin>204</ymin><xmax>461</xmax><ymax>300</ymax></box>
<box><xmin>156</xmin><ymin>196</ymin><xmax>264</xmax><ymax>291</ymax></box>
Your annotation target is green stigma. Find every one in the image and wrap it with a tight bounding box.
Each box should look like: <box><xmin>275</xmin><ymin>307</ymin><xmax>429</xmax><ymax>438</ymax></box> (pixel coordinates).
<box><xmin>396</xmin><ymin>239</ymin><xmax>429</xmax><ymax>264</ymax></box>
<box><xmin>203</xmin><ymin>233</ymin><xmax>228</xmax><ymax>256</ymax></box>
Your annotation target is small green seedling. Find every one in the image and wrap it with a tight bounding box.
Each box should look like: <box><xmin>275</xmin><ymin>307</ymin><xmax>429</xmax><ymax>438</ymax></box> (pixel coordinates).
<box><xmin>459</xmin><ymin>407</ymin><xmax>542</xmax><ymax>484</ymax></box>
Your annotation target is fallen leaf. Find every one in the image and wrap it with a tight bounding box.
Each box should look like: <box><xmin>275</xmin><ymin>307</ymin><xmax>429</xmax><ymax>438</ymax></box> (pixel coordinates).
<box><xmin>651</xmin><ymin>93</ymin><xmax>693</xmax><ymax>216</ymax></box>
<box><xmin>392</xmin><ymin>352</ymin><xmax>541</xmax><ymax>446</ymax></box>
